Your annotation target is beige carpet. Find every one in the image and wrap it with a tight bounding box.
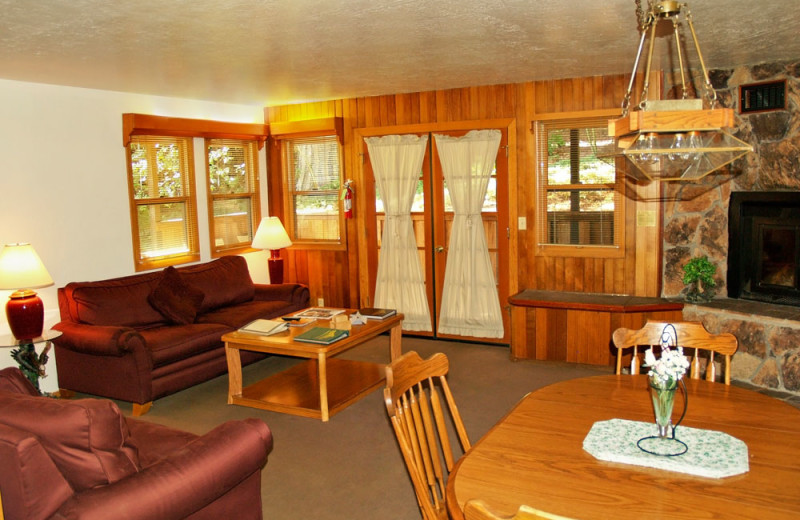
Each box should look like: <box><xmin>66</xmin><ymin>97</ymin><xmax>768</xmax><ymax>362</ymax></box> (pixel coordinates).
<box><xmin>129</xmin><ymin>336</ymin><xmax>612</xmax><ymax>520</ymax></box>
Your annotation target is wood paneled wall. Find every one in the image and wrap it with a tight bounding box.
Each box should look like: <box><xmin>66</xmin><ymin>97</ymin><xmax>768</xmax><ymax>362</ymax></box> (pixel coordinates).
<box><xmin>264</xmin><ymin>73</ymin><xmax>663</xmax><ymax>345</ymax></box>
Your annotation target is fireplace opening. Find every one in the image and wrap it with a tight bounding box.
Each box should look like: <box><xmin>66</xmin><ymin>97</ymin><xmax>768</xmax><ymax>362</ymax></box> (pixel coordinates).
<box><xmin>728</xmin><ymin>192</ymin><xmax>800</xmax><ymax>307</ymax></box>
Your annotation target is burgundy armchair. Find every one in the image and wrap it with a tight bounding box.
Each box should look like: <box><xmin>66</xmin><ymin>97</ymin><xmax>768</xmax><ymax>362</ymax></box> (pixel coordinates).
<box><xmin>0</xmin><ymin>367</ymin><xmax>273</xmax><ymax>520</ymax></box>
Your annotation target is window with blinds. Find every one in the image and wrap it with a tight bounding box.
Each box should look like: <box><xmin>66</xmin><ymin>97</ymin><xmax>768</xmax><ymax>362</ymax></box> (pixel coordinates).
<box><xmin>282</xmin><ymin>135</ymin><xmax>342</xmax><ymax>244</ymax></box>
<box><xmin>535</xmin><ymin>116</ymin><xmax>623</xmax><ymax>255</ymax></box>
<box><xmin>206</xmin><ymin>138</ymin><xmax>260</xmax><ymax>255</ymax></box>
<box><xmin>127</xmin><ymin>136</ymin><xmax>199</xmax><ymax>271</ymax></box>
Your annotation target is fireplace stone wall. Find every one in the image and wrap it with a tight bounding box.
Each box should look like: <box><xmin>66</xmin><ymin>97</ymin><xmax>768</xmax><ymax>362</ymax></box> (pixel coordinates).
<box><xmin>660</xmin><ymin>59</ymin><xmax>800</xmax><ymax>395</ymax></box>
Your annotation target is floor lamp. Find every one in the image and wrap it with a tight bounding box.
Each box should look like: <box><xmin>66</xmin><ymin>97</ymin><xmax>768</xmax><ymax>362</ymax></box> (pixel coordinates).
<box><xmin>252</xmin><ymin>217</ymin><xmax>293</xmax><ymax>284</ymax></box>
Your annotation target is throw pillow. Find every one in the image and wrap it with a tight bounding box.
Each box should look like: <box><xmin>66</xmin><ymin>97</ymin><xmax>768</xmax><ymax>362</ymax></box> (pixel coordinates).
<box><xmin>148</xmin><ymin>266</ymin><xmax>205</xmax><ymax>325</ymax></box>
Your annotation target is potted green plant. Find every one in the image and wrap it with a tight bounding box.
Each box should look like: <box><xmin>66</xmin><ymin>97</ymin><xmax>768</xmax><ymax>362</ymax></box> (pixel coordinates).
<box><xmin>682</xmin><ymin>256</ymin><xmax>717</xmax><ymax>302</ymax></box>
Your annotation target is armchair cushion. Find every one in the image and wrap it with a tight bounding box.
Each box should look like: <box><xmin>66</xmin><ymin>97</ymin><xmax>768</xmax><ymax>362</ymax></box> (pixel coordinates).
<box><xmin>0</xmin><ymin>423</ymin><xmax>74</xmax><ymax>520</ymax></box>
<box><xmin>0</xmin><ymin>366</ymin><xmax>39</xmax><ymax>396</ymax></box>
<box><xmin>148</xmin><ymin>266</ymin><xmax>205</xmax><ymax>325</ymax></box>
<box><xmin>0</xmin><ymin>391</ymin><xmax>141</xmax><ymax>492</ymax></box>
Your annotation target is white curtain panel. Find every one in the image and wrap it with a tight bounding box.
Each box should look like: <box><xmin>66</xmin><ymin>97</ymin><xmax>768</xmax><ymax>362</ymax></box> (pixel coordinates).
<box><xmin>434</xmin><ymin>130</ymin><xmax>503</xmax><ymax>338</ymax></box>
<box><xmin>365</xmin><ymin>134</ymin><xmax>432</xmax><ymax>332</ymax></box>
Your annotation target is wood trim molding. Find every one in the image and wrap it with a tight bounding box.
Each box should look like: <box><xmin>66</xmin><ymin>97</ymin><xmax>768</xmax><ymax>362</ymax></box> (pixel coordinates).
<box><xmin>269</xmin><ymin>117</ymin><xmax>344</xmax><ymax>145</ymax></box>
<box><xmin>122</xmin><ymin>113</ymin><xmax>269</xmax><ymax>149</ymax></box>
<box><xmin>530</xmin><ymin>108</ymin><xmax>622</xmax><ymax>129</ymax></box>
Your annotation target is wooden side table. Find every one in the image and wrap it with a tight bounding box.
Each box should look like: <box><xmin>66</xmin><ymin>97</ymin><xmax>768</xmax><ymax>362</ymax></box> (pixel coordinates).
<box><xmin>0</xmin><ymin>329</ymin><xmax>62</xmax><ymax>393</ymax></box>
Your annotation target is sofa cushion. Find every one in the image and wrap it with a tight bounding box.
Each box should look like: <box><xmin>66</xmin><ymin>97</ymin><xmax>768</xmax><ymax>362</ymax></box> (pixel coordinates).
<box><xmin>178</xmin><ymin>256</ymin><xmax>255</xmax><ymax>313</ymax></box>
<box><xmin>0</xmin><ymin>391</ymin><xmax>141</xmax><ymax>492</ymax></box>
<box><xmin>148</xmin><ymin>266</ymin><xmax>205</xmax><ymax>325</ymax></box>
<box><xmin>197</xmin><ymin>300</ymin><xmax>296</xmax><ymax>329</ymax></box>
<box><xmin>62</xmin><ymin>271</ymin><xmax>165</xmax><ymax>327</ymax></box>
<box><xmin>138</xmin><ymin>323</ymin><xmax>231</xmax><ymax>367</ymax></box>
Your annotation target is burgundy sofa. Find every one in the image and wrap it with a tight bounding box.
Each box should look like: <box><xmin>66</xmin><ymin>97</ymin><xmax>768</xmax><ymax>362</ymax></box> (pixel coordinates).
<box><xmin>53</xmin><ymin>255</ymin><xmax>309</xmax><ymax>414</ymax></box>
<box><xmin>0</xmin><ymin>367</ymin><xmax>273</xmax><ymax>520</ymax></box>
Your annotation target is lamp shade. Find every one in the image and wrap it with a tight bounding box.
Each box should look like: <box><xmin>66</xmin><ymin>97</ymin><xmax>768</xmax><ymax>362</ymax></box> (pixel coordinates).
<box><xmin>252</xmin><ymin>217</ymin><xmax>292</xmax><ymax>250</ymax></box>
<box><xmin>0</xmin><ymin>243</ymin><xmax>53</xmax><ymax>290</ymax></box>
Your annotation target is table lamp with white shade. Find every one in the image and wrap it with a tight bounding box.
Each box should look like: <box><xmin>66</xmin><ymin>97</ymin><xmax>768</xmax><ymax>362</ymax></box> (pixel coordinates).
<box><xmin>0</xmin><ymin>243</ymin><xmax>54</xmax><ymax>341</ymax></box>
<box><xmin>251</xmin><ymin>217</ymin><xmax>292</xmax><ymax>284</ymax></box>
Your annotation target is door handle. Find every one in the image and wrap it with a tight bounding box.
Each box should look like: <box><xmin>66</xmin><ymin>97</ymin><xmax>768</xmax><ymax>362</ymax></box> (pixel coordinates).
<box><xmin>435</xmin><ymin>246</ymin><xmax>445</xmax><ymax>253</ymax></box>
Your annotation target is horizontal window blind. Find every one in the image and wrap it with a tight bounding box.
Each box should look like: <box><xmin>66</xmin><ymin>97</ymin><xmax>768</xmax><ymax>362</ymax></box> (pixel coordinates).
<box><xmin>206</xmin><ymin>138</ymin><xmax>260</xmax><ymax>254</ymax></box>
<box><xmin>128</xmin><ymin>136</ymin><xmax>199</xmax><ymax>268</ymax></box>
<box><xmin>535</xmin><ymin>117</ymin><xmax>621</xmax><ymax>249</ymax></box>
<box><xmin>284</xmin><ymin>135</ymin><xmax>342</xmax><ymax>243</ymax></box>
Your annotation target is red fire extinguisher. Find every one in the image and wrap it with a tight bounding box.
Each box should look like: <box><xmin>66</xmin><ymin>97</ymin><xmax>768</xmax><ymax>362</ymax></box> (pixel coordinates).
<box><xmin>342</xmin><ymin>180</ymin><xmax>354</xmax><ymax>219</ymax></box>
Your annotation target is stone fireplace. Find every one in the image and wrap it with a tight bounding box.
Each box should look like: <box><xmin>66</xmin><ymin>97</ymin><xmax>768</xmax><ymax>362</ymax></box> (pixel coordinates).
<box><xmin>662</xmin><ymin>59</ymin><xmax>800</xmax><ymax>396</ymax></box>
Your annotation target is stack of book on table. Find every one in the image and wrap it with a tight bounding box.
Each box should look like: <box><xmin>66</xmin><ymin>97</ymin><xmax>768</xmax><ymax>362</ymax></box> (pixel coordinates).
<box><xmin>357</xmin><ymin>307</ymin><xmax>397</xmax><ymax>320</ymax></box>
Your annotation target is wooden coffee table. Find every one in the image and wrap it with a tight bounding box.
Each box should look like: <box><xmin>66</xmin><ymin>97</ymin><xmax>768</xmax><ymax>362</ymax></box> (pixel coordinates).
<box><xmin>222</xmin><ymin>312</ymin><xmax>403</xmax><ymax>421</ymax></box>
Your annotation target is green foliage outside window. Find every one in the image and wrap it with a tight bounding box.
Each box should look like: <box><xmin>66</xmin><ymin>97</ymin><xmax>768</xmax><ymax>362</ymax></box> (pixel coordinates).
<box><xmin>208</xmin><ymin>144</ymin><xmax>249</xmax><ymax>195</ymax></box>
<box><xmin>131</xmin><ymin>142</ymin><xmax>184</xmax><ymax>199</ymax></box>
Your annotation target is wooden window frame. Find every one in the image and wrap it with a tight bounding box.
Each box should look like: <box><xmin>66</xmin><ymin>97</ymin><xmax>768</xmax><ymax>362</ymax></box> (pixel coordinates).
<box><xmin>205</xmin><ymin>138</ymin><xmax>262</xmax><ymax>257</ymax></box>
<box><xmin>533</xmin><ymin>109</ymin><xmax>625</xmax><ymax>259</ymax></box>
<box><xmin>272</xmin><ymin>119</ymin><xmax>345</xmax><ymax>250</ymax></box>
<box><xmin>126</xmin><ymin>135</ymin><xmax>200</xmax><ymax>271</ymax></box>
<box><xmin>122</xmin><ymin>113</ymin><xmax>268</xmax><ymax>149</ymax></box>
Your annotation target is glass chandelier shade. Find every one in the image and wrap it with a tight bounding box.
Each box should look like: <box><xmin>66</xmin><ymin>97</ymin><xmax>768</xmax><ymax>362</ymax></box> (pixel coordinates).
<box><xmin>609</xmin><ymin>0</ymin><xmax>752</xmax><ymax>181</ymax></box>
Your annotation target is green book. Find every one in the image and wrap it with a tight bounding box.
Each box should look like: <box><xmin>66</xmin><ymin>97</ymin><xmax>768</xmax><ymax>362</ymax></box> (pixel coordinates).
<box><xmin>294</xmin><ymin>327</ymin><xmax>349</xmax><ymax>345</ymax></box>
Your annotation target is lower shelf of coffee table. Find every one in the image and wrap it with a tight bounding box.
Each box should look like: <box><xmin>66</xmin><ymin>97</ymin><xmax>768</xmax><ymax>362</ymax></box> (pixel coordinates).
<box><xmin>230</xmin><ymin>358</ymin><xmax>385</xmax><ymax>420</ymax></box>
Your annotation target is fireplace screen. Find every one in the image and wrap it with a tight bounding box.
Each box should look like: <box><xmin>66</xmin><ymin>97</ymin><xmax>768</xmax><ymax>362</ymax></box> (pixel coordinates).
<box><xmin>729</xmin><ymin>192</ymin><xmax>800</xmax><ymax>307</ymax></box>
<box><xmin>757</xmin><ymin>222</ymin><xmax>797</xmax><ymax>289</ymax></box>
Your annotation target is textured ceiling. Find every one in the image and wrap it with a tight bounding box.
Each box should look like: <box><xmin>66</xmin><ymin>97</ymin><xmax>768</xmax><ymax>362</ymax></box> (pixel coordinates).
<box><xmin>1</xmin><ymin>0</ymin><xmax>799</xmax><ymax>107</ymax></box>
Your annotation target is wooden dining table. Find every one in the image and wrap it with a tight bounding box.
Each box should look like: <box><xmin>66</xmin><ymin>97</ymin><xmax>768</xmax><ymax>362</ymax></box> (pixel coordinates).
<box><xmin>446</xmin><ymin>374</ymin><xmax>800</xmax><ymax>520</ymax></box>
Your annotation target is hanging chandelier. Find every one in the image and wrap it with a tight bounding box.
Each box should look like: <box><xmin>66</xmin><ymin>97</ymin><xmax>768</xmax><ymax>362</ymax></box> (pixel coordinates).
<box><xmin>609</xmin><ymin>0</ymin><xmax>752</xmax><ymax>181</ymax></box>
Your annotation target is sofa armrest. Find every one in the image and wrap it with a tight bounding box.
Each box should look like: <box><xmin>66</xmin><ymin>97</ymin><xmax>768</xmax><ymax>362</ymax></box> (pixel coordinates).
<box><xmin>253</xmin><ymin>283</ymin><xmax>310</xmax><ymax>306</ymax></box>
<box><xmin>51</xmin><ymin>321</ymin><xmax>145</xmax><ymax>357</ymax></box>
<box><xmin>53</xmin><ymin>418</ymin><xmax>273</xmax><ymax>520</ymax></box>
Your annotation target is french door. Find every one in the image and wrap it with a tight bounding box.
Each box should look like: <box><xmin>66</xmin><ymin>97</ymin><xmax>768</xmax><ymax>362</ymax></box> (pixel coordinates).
<box><xmin>362</xmin><ymin>126</ymin><xmax>510</xmax><ymax>344</ymax></box>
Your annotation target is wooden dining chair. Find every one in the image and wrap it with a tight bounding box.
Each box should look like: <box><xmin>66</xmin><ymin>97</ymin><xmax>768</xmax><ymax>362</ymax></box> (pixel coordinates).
<box><xmin>384</xmin><ymin>351</ymin><xmax>471</xmax><ymax>520</ymax></box>
<box><xmin>464</xmin><ymin>499</ymin><xmax>576</xmax><ymax>520</ymax></box>
<box><xmin>612</xmin><ymin>320</ymin><xmax>738</xmax><ymax>384</ymax></box>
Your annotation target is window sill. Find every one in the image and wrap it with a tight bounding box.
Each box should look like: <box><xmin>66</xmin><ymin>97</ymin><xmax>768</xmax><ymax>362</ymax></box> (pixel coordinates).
<box><xmin>536</xmin><ymin>244</ymin><xmax>625</xmax><ymax>259</ymax></box>
<box><xmin>288</xmin><ymin>242</ymin><xmax>346</xmax><ymax>252</ymax></box>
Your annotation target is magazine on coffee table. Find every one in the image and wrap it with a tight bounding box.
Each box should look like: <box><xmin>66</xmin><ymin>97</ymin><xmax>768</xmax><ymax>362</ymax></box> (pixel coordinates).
<box><xmin>239</xmin><ymin>319</ymin><xmax>289</xmax><ymax>336</ymax></box>
<box><xmin>293</xmin><ymin>307</ymin><xmax>346</xmax><ymax>320</ymax></box>
<box><xmin>281</xmin><ymin>316</ymin><xmax>317</xmax><ymax>327</ymax></box>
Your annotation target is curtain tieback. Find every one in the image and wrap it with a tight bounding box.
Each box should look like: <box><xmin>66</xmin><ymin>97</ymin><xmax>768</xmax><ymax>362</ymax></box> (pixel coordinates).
<box><xmin>386</xmin><ymin>214</ymin><xmax>402</xmax><ymax>238</ymax></box>
<box><xmin>463</xmin><ymin>213</ymin><xmax>480</xmax><ymax>228</ymax></box>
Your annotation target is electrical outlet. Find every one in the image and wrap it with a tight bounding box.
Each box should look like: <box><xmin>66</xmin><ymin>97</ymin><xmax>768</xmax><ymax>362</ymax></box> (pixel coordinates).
<box><xmin>317</xmin><ymin>298</ymin><xmax>324</xmax><ymax>307</ymax></box>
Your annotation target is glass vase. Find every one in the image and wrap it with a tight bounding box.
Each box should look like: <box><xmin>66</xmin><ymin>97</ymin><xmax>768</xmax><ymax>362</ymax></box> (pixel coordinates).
<box><xmin>649</xmin><ymin>380</ymin><xmax>677</xmax><ymax>438</ymax></box>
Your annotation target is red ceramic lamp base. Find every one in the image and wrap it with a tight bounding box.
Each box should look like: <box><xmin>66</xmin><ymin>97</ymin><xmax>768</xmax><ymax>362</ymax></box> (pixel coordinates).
<box><xmin>268</xmin><ymin>251</ymin><xmax>284</xmax><ymax>284</ymax></box>
<box><xmin>6</xmin><ymin>290</ymin><xmax>45</xmax><ymax>341</ymax></box>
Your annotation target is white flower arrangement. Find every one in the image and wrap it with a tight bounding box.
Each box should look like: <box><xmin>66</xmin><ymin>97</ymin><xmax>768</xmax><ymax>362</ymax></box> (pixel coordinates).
<box><xmin>644</xmin><ymin>346</ymin><xmax>690</xmax><ymax>389</ymax></box>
